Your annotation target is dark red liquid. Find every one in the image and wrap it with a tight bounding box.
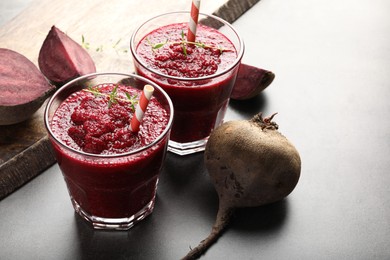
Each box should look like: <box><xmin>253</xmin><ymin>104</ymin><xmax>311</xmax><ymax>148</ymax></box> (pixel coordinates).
<box><xmin>50</xmin><ymin>84</ymin><xmax>170</xmax><ymax>218</ymax></box>
<box><xmin>135</xmin><ymin>23</ymin><xmax>239</xmax><ymax>143</ymax></box>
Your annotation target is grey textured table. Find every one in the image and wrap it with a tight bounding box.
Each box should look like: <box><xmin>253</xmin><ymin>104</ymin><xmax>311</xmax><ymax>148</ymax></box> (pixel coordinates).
<box><xmin>1</xmin><ymin>0</ymin><xmax>390</xmax><ymax>259</ymax></box>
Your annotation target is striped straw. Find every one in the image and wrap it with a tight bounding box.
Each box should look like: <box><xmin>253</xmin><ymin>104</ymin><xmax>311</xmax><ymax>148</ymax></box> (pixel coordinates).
<box><xmin>187</xmin><ymin>0</ymin><xmax>201</xmax><ymax>42</ymax></box>
<box><xmin>130</xmin><ymin>84</ymin><xmax>155</xmax><ymax>133</ymax></box>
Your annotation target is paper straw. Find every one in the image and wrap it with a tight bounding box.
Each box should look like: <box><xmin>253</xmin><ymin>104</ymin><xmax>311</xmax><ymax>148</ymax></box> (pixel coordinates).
<box><xmin>187</xmin><ymin>0</ymin><xmax>201</xmax><ymax>42</ymax></box>
<box><xmin>130</xmin><ymin>84</ymin><xmax>155</xmax><ymax>133</ymax></box>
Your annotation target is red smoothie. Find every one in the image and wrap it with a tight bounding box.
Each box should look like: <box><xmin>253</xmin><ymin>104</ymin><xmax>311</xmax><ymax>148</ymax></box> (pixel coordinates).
<box><xmin>134</xmin><ymin>23</ymin><xmax>239</xmax><ymax>144</ymax></box>
<box><xmin>49</xmin><ymin>83</ymin><xmax>170</xmax><ymax>221</ymax></box>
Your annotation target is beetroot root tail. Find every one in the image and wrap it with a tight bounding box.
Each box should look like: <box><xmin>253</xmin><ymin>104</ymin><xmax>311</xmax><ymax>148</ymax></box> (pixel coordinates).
<box><xmin>181</xmin><ymin>207</ymin><xmax>234</xmax><ymax>260</ymax></box>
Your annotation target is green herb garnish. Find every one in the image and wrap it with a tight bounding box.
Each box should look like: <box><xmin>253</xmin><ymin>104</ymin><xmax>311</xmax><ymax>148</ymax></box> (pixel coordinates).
<box><xmin>81</xmin><ymin>35</ymin><xmax>128</xmax><ymax>54</ymax></box>
<box><xmin>107</xmin><ymin>85</ymin><xmax>118</xmax><ymax>108</ymax></box>
<box><xmin>83</xmin><ymin>85</ymin><xmax>139</xmax><ymax>111</ymax></box>
<box><xmin>146</xmin><ymin>31</ymin><xmax>232</xmax><ymax>56</ymax></box>
<box><xmin>180</xmin><ymin>30</ymin><xmax>188</xmax><ymax>56</ymax></box>
<box><xmin>125</xmin><ymin>92</ymin><xmax>138</xmax><ymax>111</ymax></box>
<box><xmin>81</xmin><ymin>35</ymin><xmax>90</xmax><ymax>50</ymax></box>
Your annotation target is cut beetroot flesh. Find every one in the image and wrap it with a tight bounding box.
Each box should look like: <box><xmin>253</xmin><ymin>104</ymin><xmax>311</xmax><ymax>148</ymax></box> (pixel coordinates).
<box><xmin>0</xmin><ymin>48</ymin><xmax>55</xmax><ymax>125</ymax></box>
<box><xmin>230</xmin><ymin>63</ymin><xmax>275</xmax><ymax>100</ymax></box>
<box><xmin>38</xmin><ymin>25</ymin><xmax>96</xmax><ymax>85</ymax></box>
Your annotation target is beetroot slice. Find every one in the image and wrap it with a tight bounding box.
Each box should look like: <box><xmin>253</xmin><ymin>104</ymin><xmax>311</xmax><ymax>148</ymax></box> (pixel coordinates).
<box><xmin>230</xmin><ymin>63</ymin><xmax>275</xmax><ymax>100</ymax></box>
<box><xmin>0</xmin><ymin>48</ymin><xmax>55</xmax><ymax>125</ymax></box>
<box><xmin>38</xmin><ymin>25</ymin><xmax>96</xmax><ymax>85</ymax></box>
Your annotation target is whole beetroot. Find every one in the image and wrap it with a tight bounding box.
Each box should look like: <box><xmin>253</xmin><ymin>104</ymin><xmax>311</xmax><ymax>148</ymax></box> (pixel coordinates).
<box><xmin>0</xmin><ymin>48</ymin><xmax>55</xmax><ymax>125</ymax></box>
<box><xmin>182</xmin><ymin>113</ymin><xmax>301</xmax><ymax>259</ymax></box>
<box><xmin>38</xmin><ymin>26</ymin><xmax>96</xmax><ymax>85</ymax></box>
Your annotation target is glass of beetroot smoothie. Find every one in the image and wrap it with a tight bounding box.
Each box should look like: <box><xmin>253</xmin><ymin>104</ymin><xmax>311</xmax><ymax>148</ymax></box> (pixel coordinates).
<box><xmin>44</xmin><ymin>72</ymin><xmax>173</xmax><ymax>230</ymax></box>
<box><xmin>130</xmin><ymin>11</ymin><xmax>244</xmax><ymax>155</ymax></box>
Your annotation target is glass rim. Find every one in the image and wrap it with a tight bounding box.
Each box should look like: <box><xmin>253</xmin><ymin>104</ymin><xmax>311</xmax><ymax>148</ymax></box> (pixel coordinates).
<box><xmin>130</xmin><ymin>11</ymin><xmax>245</xmax><ymax>82</ymax></box>
<box><xmin>44</xmin><ymin>72</ymin><xmax>174</xmax><ymax>158</ymax></box>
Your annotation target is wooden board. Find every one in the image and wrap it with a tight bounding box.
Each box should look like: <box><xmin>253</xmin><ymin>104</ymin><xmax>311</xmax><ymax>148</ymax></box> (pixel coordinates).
<box><xmin>0</xmin><ymin>0</ymin><xmax>260</xmax><ymax>199</ymax></box>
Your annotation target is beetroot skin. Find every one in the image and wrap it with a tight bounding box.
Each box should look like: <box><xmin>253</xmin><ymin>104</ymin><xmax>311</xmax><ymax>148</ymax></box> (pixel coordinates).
<box><xmin>0</xmin><ymin>48</ymin><xmax>55</xmax><ymax>125</ymax></box>
<box><xmin>231</xmin><ymin>63</ymin><xmax>275</xmax><ymax>100</ymax></box>
<box><xmin>38</xmin><ymin>26</ymin><xmax>96</xmax><ymax>85</ymax></box>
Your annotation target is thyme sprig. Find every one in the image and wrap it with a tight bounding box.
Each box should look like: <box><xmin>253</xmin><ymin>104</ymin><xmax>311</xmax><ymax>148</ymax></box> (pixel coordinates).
<box><xmin>81</xmin><ymin>35</ymin><xmax>128</xmax><ymax>54</ymax></box>
<box><xmin>81</xmin><ymin>35</ymin><xmax>90</xmax><ymax>50</ymax></box>
<box><xmin>108</xmin><ymin>85</ymin><xmax>118</xmax><ymax>108</ymax></box>
<box><xmin>180</xmin><ymin>30</ymin><xmax>187</xmax><ymax>56</ymax></box>
<box><xmin>146</xmin><ymin>30</ymin><xmax>231</xmax><ymax>55</ymax></box>
<box><xmin>84</xmin><ymin>85</ymin><xmax>138</xmax><ymax>110</ymax></box>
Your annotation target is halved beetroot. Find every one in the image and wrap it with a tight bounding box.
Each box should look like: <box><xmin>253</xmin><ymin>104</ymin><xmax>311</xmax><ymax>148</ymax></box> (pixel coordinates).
<box><xmin>231</xmin><ymin>63</ymin><xmax>275</xmax><ymax>100</ymax></box>
<box><xmin>38</xmin><ymin>25</ymin><xmax>96</xmax><ymax>85</ymax></box>
<box><xmin>0</xmin><ymin>48</ymin><xmax>55</xmax><ymax>125</ymax></box>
